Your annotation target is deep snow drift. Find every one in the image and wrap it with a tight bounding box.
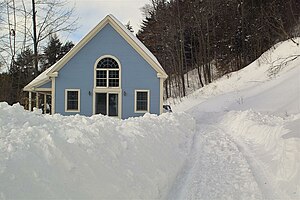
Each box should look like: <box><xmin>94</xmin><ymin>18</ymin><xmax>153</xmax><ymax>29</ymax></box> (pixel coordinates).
<box><xmin>0</xmin><ymin>104</ymin><xmax>195</xmax><ymax>199</ymax></box>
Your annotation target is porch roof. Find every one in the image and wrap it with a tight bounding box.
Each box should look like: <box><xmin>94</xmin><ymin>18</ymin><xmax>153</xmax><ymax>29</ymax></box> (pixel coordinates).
<box><xmin>23</xmin><ymin>65</ymin><xmax>54</xmax><ymax>91</ymax></box>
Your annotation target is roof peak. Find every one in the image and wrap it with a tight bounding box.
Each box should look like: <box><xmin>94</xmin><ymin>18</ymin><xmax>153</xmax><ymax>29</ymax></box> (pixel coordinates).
<box><xmin>24</xmin><ymin>14</ymin><xmax>167</xmax><ymax>91</ymax></box>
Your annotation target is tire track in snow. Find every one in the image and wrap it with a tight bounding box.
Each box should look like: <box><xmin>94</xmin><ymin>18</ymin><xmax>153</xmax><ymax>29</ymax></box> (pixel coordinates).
<box><xmin>167</xmin><ymin>113</ymin><xmax>263</xmax><ymax>199</ymax></box>
<box><xmin>232</xmin><ymin>139</ymin><xmax>290</xmax><ymax>200</ymax></box>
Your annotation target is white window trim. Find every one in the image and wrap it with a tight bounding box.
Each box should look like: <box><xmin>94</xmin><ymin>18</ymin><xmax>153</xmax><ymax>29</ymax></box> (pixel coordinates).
<box><xmin>94</xmin><ymin>55</ymin><xmax>122</xmax><ymax>89</ymax></box>
<box><xmin>134</xmin><ymin>90</ymin><xmax>150</xmax><ymax>113</ymax></box>
<box><xmin>65</xmin><ymin>89</ymin><xmax>80</xmax><ymax>112</ymax></box>
<box><xmin>92</xmin><ymin>89</ymin><xmax>122</xmax><ymax>118</ymax></box>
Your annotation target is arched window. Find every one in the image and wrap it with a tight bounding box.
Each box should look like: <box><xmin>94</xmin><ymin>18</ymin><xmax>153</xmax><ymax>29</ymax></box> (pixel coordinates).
<box><xmin>95</xmin><ymin>57</ymin><xmax>120</xmax><ymax>87</ymax></box>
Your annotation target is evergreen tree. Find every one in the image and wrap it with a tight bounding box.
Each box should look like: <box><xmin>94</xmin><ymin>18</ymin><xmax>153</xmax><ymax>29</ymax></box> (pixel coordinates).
<box><xmin>41</xmin><ymin>34</ymin><xmax>74</xmax><ymax>71</ymax></box>
<box><xmin>9</xmin><ymin>48</ymin><xmax>35</xmax><ymax>104</ymax></box>
<box><xmin>41</xmin><ymin>34</ymin><xmax>62</xmax><ymax>71</ymax></box>
<box><xmin>60</xmin><ymin>41</ymin><xmax>74</xmax><ymax>58</ymax></box>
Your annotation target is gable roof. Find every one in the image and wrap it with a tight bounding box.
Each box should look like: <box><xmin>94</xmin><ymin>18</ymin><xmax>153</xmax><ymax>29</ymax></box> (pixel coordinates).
<box><xmin>24</xmin><ymin>14</ymin><xmax>168</xmax><ymax>92</ymax></box>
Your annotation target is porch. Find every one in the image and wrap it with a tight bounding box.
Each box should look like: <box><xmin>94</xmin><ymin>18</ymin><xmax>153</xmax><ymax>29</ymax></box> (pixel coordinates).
<box><xmin>26</xmin><ymin>91</ymin><xmax>52</xmax><ymax>114</ymax></box>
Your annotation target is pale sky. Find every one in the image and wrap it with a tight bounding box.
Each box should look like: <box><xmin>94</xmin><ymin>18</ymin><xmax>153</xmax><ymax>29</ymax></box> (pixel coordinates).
<box><xmin>67</xmin><ymin>0</ymin><xmax>150</xmax><ymax>43</ymax></box>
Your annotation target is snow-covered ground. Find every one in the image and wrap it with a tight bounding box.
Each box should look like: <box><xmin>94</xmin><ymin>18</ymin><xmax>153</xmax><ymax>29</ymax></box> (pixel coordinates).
<box><xmin>168</xmin><ymin>38</ymin><xmax>300</xmax><ymax>199</ymax></box>
<box><xmin>0</xmin><ymin>38</ymin><xmax>299</xmax><ymax>199</ymax></box>
<box><xmin>0</xmin><ymin>105</ymin><xmax>195</xmax><ymax>199</ymax></box>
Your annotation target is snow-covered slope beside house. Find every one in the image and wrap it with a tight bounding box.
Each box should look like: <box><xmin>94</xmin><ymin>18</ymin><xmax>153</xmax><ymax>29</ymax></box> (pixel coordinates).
<box><xmin>0</xmin><ymin>104</ymin><xmax>195</xmax><ymax>199</ymax></box>
<box><xmin>169</xmin><ymin>38</ymin><xmax>300</xmax><ymax>199</ymax></box>
<box><xmin>169</xmin><ymin>38</ymin><xmax>300</xmax><ymax>115</ymax></box>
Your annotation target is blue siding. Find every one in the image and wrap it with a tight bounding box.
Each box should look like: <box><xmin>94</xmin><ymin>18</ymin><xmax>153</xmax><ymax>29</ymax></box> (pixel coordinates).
<box><xmin>38</xmin><ymin>81</ymin><xmax>51</xmax><ymax>89</ymax></box>
<box><xmin>55</xmin><ymin>24</ymin><xmax>160</xmax><ymax>118</ymax></box>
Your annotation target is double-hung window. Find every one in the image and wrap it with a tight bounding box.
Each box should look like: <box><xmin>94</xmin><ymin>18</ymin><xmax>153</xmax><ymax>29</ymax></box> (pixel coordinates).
<box><xmin>135</xmin><ymin>90</ymin><xmax>150</xmax><ymax>113</ymax></box>
<box><xmin>96</xmin><ymin>57</ymin><xmax>119</xmax><ymax>88</ymax></box>
<box><xmin>65</xmin><ymin>89</ymin><xmax>80</xmax><ymax>112</ymax></box>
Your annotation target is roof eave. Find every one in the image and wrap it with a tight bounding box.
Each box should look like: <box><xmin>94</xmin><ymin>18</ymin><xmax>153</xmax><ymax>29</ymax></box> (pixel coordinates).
<box><xmin>46</xmin><ymin>14</ymin><xmax>168</xmax><ymax>77</ymax></box>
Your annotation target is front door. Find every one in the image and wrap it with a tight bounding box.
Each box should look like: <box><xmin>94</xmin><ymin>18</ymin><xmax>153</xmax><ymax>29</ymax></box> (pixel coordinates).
<box><xmin>95</xmin><ymin>93</ymin><xmax>118</xmax><ymax>117</ymax></box>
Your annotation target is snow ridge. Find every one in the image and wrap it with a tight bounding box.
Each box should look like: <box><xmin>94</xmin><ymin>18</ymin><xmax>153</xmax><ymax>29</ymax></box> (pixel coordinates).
<box><xmin>0</xmin><ymin>103</ymin><xmax>195</xmax><ymax>199</ymax></box>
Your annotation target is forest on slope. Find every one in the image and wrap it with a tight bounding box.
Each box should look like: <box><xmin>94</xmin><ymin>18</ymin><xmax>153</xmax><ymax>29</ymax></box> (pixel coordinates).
<box><xmin>137</xmin><ymin>0</ymin><xmax>300</xmax><ymax>98</ymax></box>
<box><xmin>0</xmin><ymin>0</ymin><xmax>300</xmax><ymax>105</ymax></box>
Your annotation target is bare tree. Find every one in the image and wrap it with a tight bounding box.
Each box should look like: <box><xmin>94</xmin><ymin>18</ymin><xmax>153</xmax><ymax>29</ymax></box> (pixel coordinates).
<box><xmin>32</xmin><ymin>0</ymin><xmax>77</xmax><ymax>72</ymax></box>
<box><xmin>0</xmin><ymin>0</ymin><xmax>77</xmax><ymax>104</ymax></box>
<box><xmin>0</xmin><ymin>0</ymin><xmax>78</xmax><ymax>73</ymax></box>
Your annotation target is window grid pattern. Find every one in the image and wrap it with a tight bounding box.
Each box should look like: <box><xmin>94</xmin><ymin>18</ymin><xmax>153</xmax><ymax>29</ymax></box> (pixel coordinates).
<box><xmin>67</xmin><ymin>91</ymin><xmax>79</xmax><ymax>110</ymax></box>
<box><xmin>97</xmin><ymin>58</ymin><xmax>118</xmax><ymax>69</ymax></box>
<box><xmin>109</xmin><ymin>70</ymin><xmax>119</xmax><ymax>87</ymax></box>
<box><xmin>96</xmin><ymin>57</ymin><xmax>120</xmax><ymax>87</ymax></box>
<box><xmin>96</xmin><ymin>70</ymin><xmax>107</xmax><ymax>87</ymax></box>
<box><xmin>136</xmin><ymin>91</ymin><xmax>148</xmax><ymax>111</ymax></box>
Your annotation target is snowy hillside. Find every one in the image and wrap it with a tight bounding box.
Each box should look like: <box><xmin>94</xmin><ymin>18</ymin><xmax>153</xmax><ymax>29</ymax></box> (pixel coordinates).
<box><xmin>0</xmin><ymin>38</ymin><xmax>299</xmax><ymax>199</ymax></box>
<box><xmin>169</xmin><ymin>38</ymin><xmax>300</xmax><ymax>199</ymax></box>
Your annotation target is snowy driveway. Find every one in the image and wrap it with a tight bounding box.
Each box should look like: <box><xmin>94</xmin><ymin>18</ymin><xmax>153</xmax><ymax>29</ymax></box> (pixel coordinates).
<box><xmin>167</xmin><ymin>50</ymin><xmax>300</xmax><ymax>199</ymax></box>
<box><xmin>167</xmin><ymin>111</ymin><xmax>263</xmax><ymax>200</ymax></box>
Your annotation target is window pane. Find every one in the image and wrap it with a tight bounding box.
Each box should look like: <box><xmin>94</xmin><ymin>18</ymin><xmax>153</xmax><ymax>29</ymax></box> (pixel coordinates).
<box><xmin>137</xmin><ymin>92</ymin><xmax>148</xmax><ymax>101</ymax></box>
<box><xmin>136</xmin><ymin>91</ymin><xmax>148</xmax><ymax>111</ymax></box>
<box><xmin>67</xmin><ymin>91</ymin><xmax>78</xmax><ymax>101</ymax></box>
<box><xmin>109</xmin><ymin>79</ymin><xmax>119</xmax><ymax>87</ymax></box>
<box><xmin>96</xmin><ymin>93</ymin><xmax>107</xmax><ymax>115</ymax></box>
<box><xmin>97</xmin><ymin>58</ymin><xmax>119</xmax><ymax>69</ymax></box>
<box><xmin>109</xmin><ymin>70</ymin><xmax>119</xmax><ymax>78</ymax></box>
<box><xmin>97</xmin><ymin>70</ymin><xmax>107</xmax><ymax>78</ymax></box>
<box><xmin>137</xmin><ymin>101</ymin><xmax>147</xmax><ymax>111</ymax></box>
<box><xmin>96</xmin><ymin>79</ymin><xmax>107</xmax><ymax>87</ymax></box>
<box><xmin>67</xmin><ymin>91</ymin><xmax>78</xmax><ymax>110</ymax></box>
<box><xmin>109</xmin><ymin>94</ymin><xmax>118</xmax><ymax>116</ymax></box>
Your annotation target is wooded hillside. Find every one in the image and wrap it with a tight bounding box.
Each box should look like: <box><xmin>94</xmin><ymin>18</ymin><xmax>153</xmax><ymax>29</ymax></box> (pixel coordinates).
<box><xmin>137</xmin><ymin>0</ymin><xmax>300</xmax><ymax>98</ymax></box>
<box><xmin>0</xmin><ymin>0</ymin><xmax>300</xmax><ymax>104</ymax></box>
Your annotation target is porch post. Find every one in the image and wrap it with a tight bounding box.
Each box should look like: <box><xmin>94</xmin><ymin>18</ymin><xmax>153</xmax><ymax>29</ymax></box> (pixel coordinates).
<box><xmin>36</xmin><ymin>92</ymin><xmax>39</xmax><ymax>108</ymax></box>
<box><xmin>44</xmin><ymin>94</ymin><xmax>47</xmax><ymax>113</ymax></box>
<box><xmin>51</xmin><ymin>77</ymin><xmax>56</xmax><ymax>114</ymax></box>
<box><xmin>159</xmin><ymin>77</ymin><xmax>164</xmax><ymax>114</ymax></box>
<box><xmin>29</xmin><ymin>92</ymin><xmax>32</xmax><ymax>111</ymax></box>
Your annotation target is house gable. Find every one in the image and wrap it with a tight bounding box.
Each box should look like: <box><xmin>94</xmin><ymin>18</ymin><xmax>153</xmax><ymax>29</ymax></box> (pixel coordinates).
<box><xmin>47</xmin><ymin>14</ymin><xmax>167</xmax><ymax>79</ymax></box>
<box><xmin>54</xmin><ymin>23</ymin><xmax>161</xmax><ymax>117</ymax></box>
<box><xmin>23</xmin><ymin>14</ymin><xmax>166</xmax><ymax>118</ymax></box>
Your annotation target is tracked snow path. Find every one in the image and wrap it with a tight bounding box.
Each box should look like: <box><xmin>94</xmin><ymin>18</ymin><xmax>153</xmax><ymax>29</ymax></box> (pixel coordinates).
<box><xmin>167</xmin><ymin>111</ymin><xmax>263</xmax><ymax>200</ymax></box>
<box><xmin>167</xmin><ymin>39</ymin><xmax>300</xmax><ymax>199</ymax></box>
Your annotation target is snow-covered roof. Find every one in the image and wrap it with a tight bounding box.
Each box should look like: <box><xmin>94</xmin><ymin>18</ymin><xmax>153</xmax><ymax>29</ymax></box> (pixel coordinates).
<box><xmin>24</xmin><ymin>14</ymin><xmax>168</xmax><ymax>92</ymax></box>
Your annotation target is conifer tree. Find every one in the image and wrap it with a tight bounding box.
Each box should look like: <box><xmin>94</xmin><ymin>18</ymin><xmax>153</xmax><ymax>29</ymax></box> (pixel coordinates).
<box><xmin>41</xmin><ymin>34</ymin><xmax>74</xmax><ymax>71</ymax></box>
<box><xmin>10</xmin><ymin>48</ymin><xmax>35</xmax><ymax>103</ymax></box>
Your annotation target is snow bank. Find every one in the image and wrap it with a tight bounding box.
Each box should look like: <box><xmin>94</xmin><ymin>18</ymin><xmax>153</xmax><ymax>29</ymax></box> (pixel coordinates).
<box><xmin>221</xmin><ymin>110</ymin><xmax>300</xmax><ymax>199</ymax></box>
<box><xmin>0</xmin><ymin>102</ymin><xmax>195</xmax><ymax>199</ymax></box>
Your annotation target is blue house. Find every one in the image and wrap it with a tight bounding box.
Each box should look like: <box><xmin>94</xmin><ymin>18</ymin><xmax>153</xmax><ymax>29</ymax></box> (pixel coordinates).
<box><xmin>24</xmin><ymin>14</ymin><xmax>168</xmax><ymax>119</ymax></box>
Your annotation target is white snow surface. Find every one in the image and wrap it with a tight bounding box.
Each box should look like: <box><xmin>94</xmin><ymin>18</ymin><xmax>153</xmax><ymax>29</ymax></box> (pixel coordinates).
<box><xmin>1</xmin><ymin>38</ymin><xmax>300</xmax><ymax>199</ymax></box>
<box><xmin>0</xmin><ymin>106</ymin><xmax>195</xmax><ymax>199</ymax></box>
<box><xmin>168</xmin><ymin>38</ymin><xmax>300</xmax><ymax>199</ymax></box>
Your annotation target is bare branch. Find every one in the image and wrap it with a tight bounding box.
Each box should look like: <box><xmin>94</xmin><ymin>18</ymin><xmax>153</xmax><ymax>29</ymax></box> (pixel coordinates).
<box><xmin>268</xmin><ymin>55</ymin><xmax>300</xmax><ymax>76</ymax></box>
